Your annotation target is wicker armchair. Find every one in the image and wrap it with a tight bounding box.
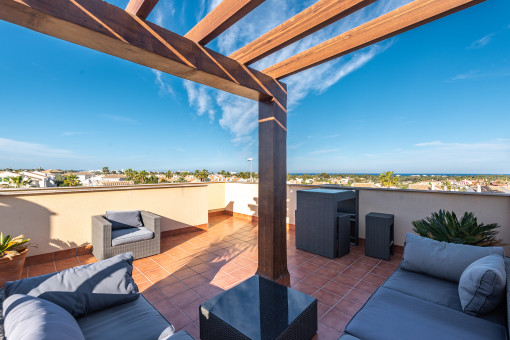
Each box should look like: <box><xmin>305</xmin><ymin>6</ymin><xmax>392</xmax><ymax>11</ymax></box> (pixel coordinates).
<box><xmin>91</xmin><ymin>210</ymin><xmax>161</xmax><ymax>261</ymax></box>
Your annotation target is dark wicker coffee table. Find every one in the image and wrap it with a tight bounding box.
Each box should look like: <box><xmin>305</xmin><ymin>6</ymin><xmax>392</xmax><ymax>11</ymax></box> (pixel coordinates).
<box><xmin>199</xmin><ymin>275</ymin><xmax>317</xmax><ymax>340</ymax></box>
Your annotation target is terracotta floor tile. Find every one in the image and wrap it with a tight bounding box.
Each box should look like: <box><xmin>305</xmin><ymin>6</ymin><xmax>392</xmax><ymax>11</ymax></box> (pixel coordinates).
<box><xmin>180</xmin><ymin>298</ymin><xmax>205</xmax><ymax>322</ymax></box>
<box><xmin>193</xmin><ymin>283</ymin><xmax>224</xmax><ymax>299</ymax></box>
<box><xmin>182</xmin><ymin>322</ymin><xmax>200</xmax><ymax>339</ymax></box>
<box><xmin>320</xmin><ymin>309</ymin><xmax>351</xmax><ymax>332</ymax></box>
<box><xmin>323</xmin><ymin>281</ymin><xmax>351</xmax><ymax>297</ymax></box>
<box><xmin>333</xmin><ymin>274</ymin><xmax>361</xmax><ymax>288</ymax></box>
<box><xmin>316</xmin><ymin>322</ymin><xmax>342</xmax><ymax>340</ymax></box>
<box><xmin>334</xmin><ymin>298</ymin><xmax>363</xmax><ymax>317</ymax></box>
<box><xmin>289</xmin><ymin>267</ymin><xmax>309</xmax><ymax>280</ymax></box>
<box><xmin>292</xmin><ymin>281</ymin><xmax>320</xmax><ymax>296</ymax></box>
<box><xmin>363</xmin><ymin>273</ymin><xmax>387</xmax><ymax>285</ymax></box>
<box><xmin>154</xmin><ymin>275</ymin><xmax>179</xmax><ymax>288</ymax></box>
<box><xmin>181</xmin><ymin>274</ymin><xmax>210</xmax><ymax>288</ymax></box>
<box><xmin>297</xmin><ymin>261</ymin><xmax>321</xmax><ymax>273</ymax></box>
<box><xmin>317</xmin><ymin>303</ymin><xmax>331</xmax><ymax>319</ymax></box>
<box><xmin>302</xmin><ymin>274</ymin><xmax>330</xmax><ymax>288</ymax></box>
<box><xmin>344</xmin><ymin>288</ymin><xmax>372</xmax><ymax>305</ymax></box>
<box><xmin>169</xmin><ymin>289</ymin><xmax>201</xmax><ymax>308</ymax></box>
<box><xmin>143</xmin><ymin>268</ymin><xmax>170</xmax><ymax>281</ymax></box>
<box><xmin>163</xmin><ymin>310</ymin><xmax>193</xmax><ymax>330</ymax></box>
<box><xmin>342</xmin><ymin>267</ymin><xmax>368</xmax><ymax>279</ymax></box>
<box><xmin>54</xmin><ymin>257</ymin><xmax>80</xmax><ymax>271</ymax></box>
<box><xmin>370</xmin><ymin>266</ymin><xmax>394</xmax><ymax>278</ymax></box>
<box><xmin>312</xmin><ymin>289</ymin><xmax>342</xmax><ymax>307</ymax></box>
<box><xmin>160</xmin><ymin>281</ymin><xmax>189</xmax><ymax>298</ymax></box>
<box><xmin>173</xmin><ymin>268</ymin><xmax>199</xmax><ymax>280</ymax></box>
<box><xmin>315</xmin><ymin>267</ymin><xmax>341</xmax><ymax>280</ymax></box>
<box><xmin>355</xmin><ymin>280</ymin><xmax>379</xmax><ymax>294</ymax></box>
<box><xmin>152</xmin><ymin>298</ymin><xmax>178</xmax><ymax>315</ymax></box>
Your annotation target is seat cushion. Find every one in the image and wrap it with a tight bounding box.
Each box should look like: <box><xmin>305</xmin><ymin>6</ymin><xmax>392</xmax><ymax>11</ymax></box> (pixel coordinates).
<box><xmin>112</xmin><ymin>227</ymin><xmax>154</xmax><ymax>246</ymax></box>
<box><xmin>345</xmin><ymin>287</ymin><xmax>507</xmax><ymax>340</ymax></box>
<box><xmin>459</xmin><ymin>255</ymin><xmax>506</xmax><ymax>316</ymax></box>
<box><xmin>4</xmin><ymin>253</ymin><xmax>139</xmax><ymax>317</ymax></box>
<box><xmin>77</xmin><ymin>294</ymin><xmax>174</xmax><ymax>340</ymax></box>
<box><xmin>3</xmin><ymin>294</ymin><xmax>85</xmax><ymax>340</ymax></box>
<box><xmin>106</xmin><ymin>210</ymin><xmax>143</xmax><ymax>230</ymax></box>
<box><xmin>401</xmin><ymin>233</ymin><xmax>504</xmax><ymax>283</ymax></box>
<box><xmin>384</xmin><ymin>267</ymin><xmax>506</xmax><ymax>325</ymax></box>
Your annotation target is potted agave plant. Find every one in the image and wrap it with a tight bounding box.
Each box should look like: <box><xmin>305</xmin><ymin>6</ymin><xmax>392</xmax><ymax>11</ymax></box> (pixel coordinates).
<box><xmin>0</xmin><ymin>233</ymin><xmax>30</xmax><ymax>287</ymax></box>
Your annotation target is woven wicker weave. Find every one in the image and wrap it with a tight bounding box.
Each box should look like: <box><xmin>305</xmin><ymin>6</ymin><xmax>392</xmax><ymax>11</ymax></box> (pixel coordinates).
<box><xmin>91</xmin><ymin>210</ymin><xmax>161</xmax><ymax>261</ymax></box>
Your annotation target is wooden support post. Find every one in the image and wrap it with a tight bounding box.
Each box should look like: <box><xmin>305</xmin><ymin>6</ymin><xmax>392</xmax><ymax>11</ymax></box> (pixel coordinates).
<box><xmin>257</xmin><ymin>86</ymin><xmax>289</xmax><ymax>284</ymax></box>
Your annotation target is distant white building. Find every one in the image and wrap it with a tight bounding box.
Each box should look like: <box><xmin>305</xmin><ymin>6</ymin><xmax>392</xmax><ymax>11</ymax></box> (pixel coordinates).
<box><xmin>21</xmin><ymin>171</ymin><xmax>56</xmax><ymax>188</ymax></box>
<box><xmin>0</xmin><ymin>171</ymin><xmax>19</xmax><ymax>186</ymax></box>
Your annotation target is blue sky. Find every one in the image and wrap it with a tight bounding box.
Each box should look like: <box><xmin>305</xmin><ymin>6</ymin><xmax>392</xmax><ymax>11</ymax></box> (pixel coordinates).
<box><xmin>0</xmin><ymin>0</ymin><xmax>509</xmax><ymax>173</ymax></box>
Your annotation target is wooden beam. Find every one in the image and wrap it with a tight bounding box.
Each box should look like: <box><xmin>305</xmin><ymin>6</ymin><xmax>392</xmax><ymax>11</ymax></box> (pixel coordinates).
<box><xmin>125</xmin><ymin>0</ymin><xmax>159</xmax><ymax>20</ymax></box>
<box><xmin>184</xmin><ymin>0</ymin><xmax>265</xmax><ymax>45</ymax></box>
<box><xmin>0</xmin><ymin>0</ymin><xmax>286</xmax><ymax>102</ymax></box>
<box><xmin>257</xmin><ymin>86</ymin><xmax>289</xmax><ymax>283</ymax></box>
<box><xmin>263</xmin><ymin>0</ymin><xmax>485</xmax><ymax>79</ymax></box>
<box><xmin>230</xmin><ymin>0</ymin><xmax>376</xmax><ymax>65</ymax></box>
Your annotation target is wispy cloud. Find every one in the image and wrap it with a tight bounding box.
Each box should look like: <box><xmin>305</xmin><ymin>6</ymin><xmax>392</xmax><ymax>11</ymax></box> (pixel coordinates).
<box><xmin>469</xmin><ymin>33</ymin><xmax>495</xmax><ymax>49</ymax></box>
<box><xmin>414</xmin><ymin>141</ymin><xmax>443</xmax><ymax>147</ymax></box>
<box><xmin>451</xmin><ymin>70</ymin><xmax>510</xmax><ymax>81</ymax></box>
<box><xmin>309</xmin><ymin>148</ymin><xmax>341</xmax><ymax>155</ymax></box>
<box><xmin>157</xmin><ymin>0</ymin><xmax>411</xmax><ymax>146</ymax></box>
<box><xmin>61</xmin><ymin>131</ymin><xmax>88</xmax><ymax>137</ymax></box>
<box><xmin>103</xmin><ymin>114</ymin><xmax>139</xmax><ymax>124</ymax></box>
<box><xmin>0</xmin><ymin>138</ymin><xmax>80</xmax><ymax>158</ymax></box>
<box><xmin>152</xmin><ymin>69</ymin><xmax>175</xmax><ymax>97</ymax></box>
<box><xmin>183</xmin><ymin>80</ymin><xmax>215</xmax><ymax>121</ymax></box>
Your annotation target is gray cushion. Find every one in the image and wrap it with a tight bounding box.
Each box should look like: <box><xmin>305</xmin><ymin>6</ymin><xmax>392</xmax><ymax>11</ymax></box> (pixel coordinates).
<box><xmin>106</xmin><ymin>210</ymin><xmax>143</xmax><ymax>230</ymax></box>
<box><xmin>459</xmin><ymin>255</ymin><xmax>506</xmax><ymax>316</ymax></box>
<box><xmin>3</xmin><ymin>294</ymin><xmax>85</xmax><ymax>340</ymax></box>
<box><xmin>168</xmin><ymin>331</ymin><xmax>196</xmax><ymax>340</ymax></box>
<box><xmin>4</xmin><ymin>253</ymin><xmax>139</xmax><ymax>317</ymax></box>
<box><xmin>345</xmin><ymin>287</ymin><xmax>507</xmax><ymax>340</ymax></box>
<box><xmin>401</xmin><ymin>233</ymin><xmax>504</xmax><ymax>282</ymax></box>
<box><xmin>77</xmin><ymin>294</ymin><xmax>174</xmax><ymax>340</ymax></box>
<box><xmin>384</xmin><ymin>267</ymin><xmax>506</xmax><ymax>325</ymax></box>
<box><xmin>112</xmin><ymin>227</ymin><xmax>154</xmax><ymax>246</ymax></box>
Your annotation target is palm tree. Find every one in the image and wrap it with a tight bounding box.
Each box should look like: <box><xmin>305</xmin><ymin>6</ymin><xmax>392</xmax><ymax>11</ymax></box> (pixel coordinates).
<box><xmin>380</xmin><ymin>171</ymin><xmax>398</xmax><ymax>188</ymax></box>
<box><xmin>9</xmin><ymin>176</ymin><xmax>32</xmax><ymax>188</ymax></box>
<box><xmin>102</xmin><ymin>166</ymin><xmax>110</xmax><ymax>174</ymax></box>
<box><xmin>63</xmin><ymin>175</ymin><xmax>81</xmax><ymax>187</ymax></box>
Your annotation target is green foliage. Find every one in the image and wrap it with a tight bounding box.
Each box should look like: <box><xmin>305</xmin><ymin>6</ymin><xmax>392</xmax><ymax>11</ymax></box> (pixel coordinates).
<box><xmin>62</xmin><ymin>174</ymin><xmax>81</xmax><ymax>187</ymax></box>
<box><xmin>0</xmin><ymin>233</ymin><xmax>29</xmax><ymax>258</ymax></box>
<box><xmin>380</xmin><ymin>171</ymin><xmax>398</xmax><ymax>188</ymax></box>
<box><xmin>194</xmin><ymin>169</ymin><xmax>210</xmax><ymax>182</ymax></box>
<box><xmin>412</xmin><ymin>210</ymin><xmax>502</xmax><ymax>246</ymax></box>
<box><xmin>8</xmin><ymin>176</ymin><xmax>32</xmax><ymax>188</ymax></box>
<box><xmin>102</xmin><ymin>167</ymin><xmax>110</xmax><ymax>174</ymax></box>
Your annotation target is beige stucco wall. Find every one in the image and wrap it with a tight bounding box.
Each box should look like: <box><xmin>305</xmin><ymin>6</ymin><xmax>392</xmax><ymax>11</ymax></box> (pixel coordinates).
<box><xmin>0</xmin><ymin>184</ymin><xmax>208</xmax><ymax>256</ymax></box>
<box><xmin>207</xmin><ymin>182</ymin><xmax>226</xmax><ymax>212</ymax></box>
<box><xmin>224</xmin><ymin>182</ymin><xmax>258</xmax><ymax>217</ymax></box>
<box><xmin>220</xmin><ymin>183</ymin><xmax>510</xmax><ymax>252</ymax></box>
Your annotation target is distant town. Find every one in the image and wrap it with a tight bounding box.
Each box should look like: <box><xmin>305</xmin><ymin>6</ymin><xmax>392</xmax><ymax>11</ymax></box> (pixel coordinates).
<box><xmin>1</xmin><ymin>168</ymin><xmax>509</xmax><ymax>194</ymax></box>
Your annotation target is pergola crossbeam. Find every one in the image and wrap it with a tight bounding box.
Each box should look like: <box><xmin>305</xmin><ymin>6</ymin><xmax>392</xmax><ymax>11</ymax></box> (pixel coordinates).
<box><xmin>185</xmin><ymin>0</ymin><xmax>265</xmax><ymax>45</ymax></box>
<box><xmin>0</xmin><ymin>0</ymin><xmax>285</xmax><ymax>102</ymax></box>
<box><xmin>125</xmin><ymin>0</ymin><xmax>159</xmax><ymax>20</ymax></box>
<box><xmin>230</xmin><ymin>0</ymin><xmax>376</xmax><ymax>65</ymax></box>
<box><xmin>263</xmin><ymin>0</ymin><xmax>485</xmax><ymax>79</ymax></box>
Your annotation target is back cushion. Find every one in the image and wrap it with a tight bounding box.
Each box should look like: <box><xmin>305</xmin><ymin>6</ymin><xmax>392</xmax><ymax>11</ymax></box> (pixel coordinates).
<box><xmin>401</xmin><ymin>233</ymin><xmax>504</xmax><ymax>282</ymax></box>
<box><xmin>106</xmin><ymin>210</ymin><xmax>143</xmax><ymax>230</ymax></box>
<box><xmin>459</xmin><ymin>255</ymin><xmax>506</xmax><ymax>315</ymax></box>
<box><xmin>4</xmin><ymin>253</ymin><xmax>139</xmax><ymax>317</ymax></box>
<box><xmin>3</xmin><ymin>294</ymin><xmax>85</xmax><ymax>340</ymax></box>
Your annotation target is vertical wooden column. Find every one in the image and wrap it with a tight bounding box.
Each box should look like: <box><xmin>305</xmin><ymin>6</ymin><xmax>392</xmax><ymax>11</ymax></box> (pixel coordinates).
<box><xmin>256</xmin><ymin>85</ymin><xmax>289</xmax><ymax>284</ymax></box>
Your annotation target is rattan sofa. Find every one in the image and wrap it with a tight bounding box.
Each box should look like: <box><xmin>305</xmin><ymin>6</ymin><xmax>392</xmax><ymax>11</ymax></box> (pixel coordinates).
<box><xmin>92</xmin><ymin>210</ymin><xmax>161</xmax><ymax>261</ymax></box>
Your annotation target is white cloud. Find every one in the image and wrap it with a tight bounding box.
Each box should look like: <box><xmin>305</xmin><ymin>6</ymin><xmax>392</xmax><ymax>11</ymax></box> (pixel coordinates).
<box><xmin>155</xmin><ymin>0</ymin><xmax>411</xmax><ymax>147</ymax></box>
<box><xmin>309</xmin><ymin>148</ymin><xmax>341</xmax><ymax>155</ymax></box>
<box><xmin>415</xmin><ymin>141</ymin><xmax>443</xmax><ymax>147</ymax></box>
<box><xmin>469</xmin><ymin>33</ymin><xmax>495</xmax><ymax>49</ymax></box>
<box><xmin>182</xmin><ymin>80</ymin><xmax>216</xmax><ymax>121</ymax></box>
<box><xmin>451</xmin><ymin>70</ymin><xmax>510</xmax><ymax>81</ymax></box>
<box><xmin>103</xmin><ymin>114</ymin><xmax>138</xmax><ymax>124</ymax></box>
<box><xmin>0</xmin><ymin>138</ymin><xmax>79</xmax><ymax>158</ymax></box>
<box><xmin>152</xmin><ymin>69</ymin><xmax>175</xmax><ymax>97</ymax></box>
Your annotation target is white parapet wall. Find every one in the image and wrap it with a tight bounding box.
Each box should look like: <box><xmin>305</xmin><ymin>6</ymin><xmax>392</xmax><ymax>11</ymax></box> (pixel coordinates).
<box><xmin>0</xmin><ymin>184</ymin><xmax>208</xmax><ymax>256</ymax></box>
<box><xmin>216</xmin><ymin>183</ymin><xmax>510</xmax><ymax>252</ymax></box>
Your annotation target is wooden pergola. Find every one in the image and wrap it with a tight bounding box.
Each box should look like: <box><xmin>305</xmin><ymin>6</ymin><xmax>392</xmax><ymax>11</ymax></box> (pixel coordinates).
<box><xmin>0</xmin><ymin>0</ymin><xmax>484</xmax><ymax>283</ymax></box>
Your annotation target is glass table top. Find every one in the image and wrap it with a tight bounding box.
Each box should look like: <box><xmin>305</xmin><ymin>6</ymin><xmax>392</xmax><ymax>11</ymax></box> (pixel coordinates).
<box><xmin>201</xmin><ymin>275</ymin><xmax>317</xmax><ymax>340</ymax></box>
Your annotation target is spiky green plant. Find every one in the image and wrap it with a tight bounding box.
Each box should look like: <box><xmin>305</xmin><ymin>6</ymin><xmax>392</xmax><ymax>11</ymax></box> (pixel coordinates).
<box><xmin>412</xmin><ymin>210</ymin><xmax>502</xmax><ymax>246</ymax></box>
<box><xmin>0</xmin><ymin>233</ymin><xmax>30</xmax><ymax>259</ymax></box>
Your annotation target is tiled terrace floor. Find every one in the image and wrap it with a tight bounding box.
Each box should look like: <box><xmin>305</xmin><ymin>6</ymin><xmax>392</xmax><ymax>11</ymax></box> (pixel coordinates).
<box><xmin>22</xmin><ymin>215</ymin><xmax>402</xmax><ymax>339</ymax></box>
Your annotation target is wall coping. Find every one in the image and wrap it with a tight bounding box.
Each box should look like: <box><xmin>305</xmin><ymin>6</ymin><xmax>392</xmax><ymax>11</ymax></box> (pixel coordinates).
<box><xmin>286</xmin><ymin>183</ymin><xmax>510</xmax><ymax>198</ymax></box>
<box><xmin>0</xmin><ymin>183</ymin><xmax>207</xmax><ymax>197</ymax></box>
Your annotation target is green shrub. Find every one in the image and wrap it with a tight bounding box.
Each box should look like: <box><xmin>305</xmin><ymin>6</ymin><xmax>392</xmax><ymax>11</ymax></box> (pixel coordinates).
<box><xmin>412</xmin><ymin>210</ymin><xmax>502</xmax><ymax>246</ymax></box>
